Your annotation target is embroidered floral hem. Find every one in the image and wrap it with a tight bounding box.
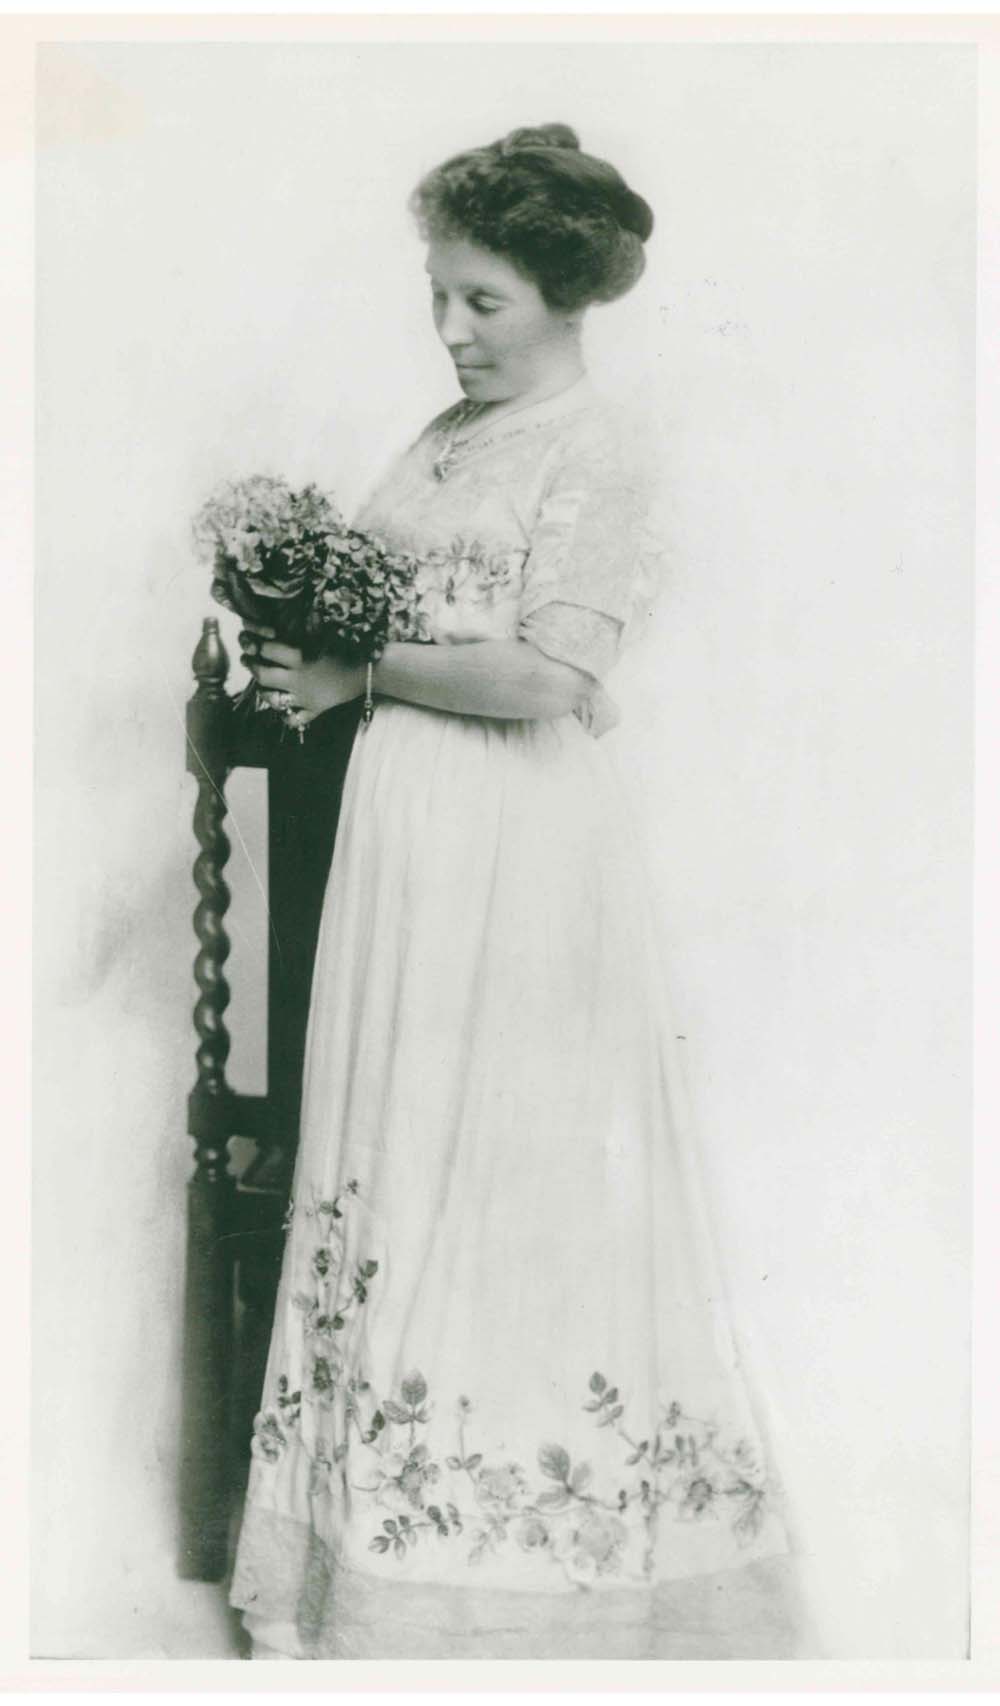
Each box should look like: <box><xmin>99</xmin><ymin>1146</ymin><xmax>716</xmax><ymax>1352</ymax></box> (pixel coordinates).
<box><xmin>238</xmin><ymin>1182</ymin><xmax>787</xmax><ymax>1598</ymax></box>
<box><xmin>230</xmin><ymin>1505</ymin><xmax>810</xmax><ymax>1660</ymax></box>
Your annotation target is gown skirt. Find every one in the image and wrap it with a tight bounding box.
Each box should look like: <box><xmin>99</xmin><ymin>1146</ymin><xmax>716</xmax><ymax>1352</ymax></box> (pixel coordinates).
<box><xmin>228</xmin><ymin>693</ymin><xmax>809</xmax><ymax>1659</ymax></box>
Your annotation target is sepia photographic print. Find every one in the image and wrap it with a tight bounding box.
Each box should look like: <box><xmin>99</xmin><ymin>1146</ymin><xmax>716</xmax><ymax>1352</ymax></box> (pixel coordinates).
<box><xmin>22</xmin><ymin>15</ymin><xmax>987</xmax><ymax>1678</ymax></box>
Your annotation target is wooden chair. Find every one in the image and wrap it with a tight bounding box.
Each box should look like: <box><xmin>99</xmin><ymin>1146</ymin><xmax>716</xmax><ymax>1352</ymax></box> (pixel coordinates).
<box><xmin>178</xmin><ymin>617</ymin><xmax>362</xmax><ymax>1581</ymax></box>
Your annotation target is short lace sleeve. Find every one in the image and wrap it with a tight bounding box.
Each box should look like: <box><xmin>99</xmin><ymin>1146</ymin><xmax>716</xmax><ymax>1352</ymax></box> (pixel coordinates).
<box><xmin>517</xmin><ymin>404</ymin><xmax>667</xmax><ymax>686</ymax></box>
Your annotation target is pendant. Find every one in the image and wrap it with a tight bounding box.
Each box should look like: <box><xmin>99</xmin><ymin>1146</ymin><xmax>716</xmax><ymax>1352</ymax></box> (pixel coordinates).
<box><xmin>432</xmin><ymin>401</ymin><xmax>481</xmax><ymax>482</ymax></box>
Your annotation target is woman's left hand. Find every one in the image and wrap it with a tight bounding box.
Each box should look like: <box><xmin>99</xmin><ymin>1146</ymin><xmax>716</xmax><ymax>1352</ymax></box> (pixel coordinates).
<box><xmin>240</xmin><ymin>626</ymin><xmax>367</xmax><ymax>718</ymax></box>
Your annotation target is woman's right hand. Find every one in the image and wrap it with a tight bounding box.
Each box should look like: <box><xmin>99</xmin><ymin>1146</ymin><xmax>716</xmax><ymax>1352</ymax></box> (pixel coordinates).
<box><xmin>242</xmin><ymin>631</ymin><xmax>367</xmax><ymax>718</ymax></box>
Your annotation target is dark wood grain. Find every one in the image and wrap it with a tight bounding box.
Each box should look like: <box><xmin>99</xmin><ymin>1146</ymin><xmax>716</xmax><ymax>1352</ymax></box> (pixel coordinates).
<box><xmin>180</xmin><ymin>618</ymin><xmax>237</xmax><ymax>1580</ymax></box>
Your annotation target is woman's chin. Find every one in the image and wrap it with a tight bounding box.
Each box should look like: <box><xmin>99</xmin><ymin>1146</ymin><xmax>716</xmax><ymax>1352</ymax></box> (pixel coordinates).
<box><xmin>455</xmin><ymin>366</ymin><xmax>499</xmax><ymax>397</ymax></box>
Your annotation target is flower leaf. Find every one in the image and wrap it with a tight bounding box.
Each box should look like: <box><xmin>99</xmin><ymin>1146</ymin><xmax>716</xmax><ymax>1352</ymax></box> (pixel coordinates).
<box><xmin>536</xmin><ymin>1488</ymin><xmax>571</xmax><ymax>1510</ymax></box>
<box><xmin>538</xmin><ymin>1443</ymin><xmax>571</xmax><ymax>1481</ymax></box>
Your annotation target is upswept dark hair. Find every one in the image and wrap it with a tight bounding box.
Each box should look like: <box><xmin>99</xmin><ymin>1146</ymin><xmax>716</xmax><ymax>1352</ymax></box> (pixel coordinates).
<box><xmin>409</xmin><ymin>122</ymin><xmax>654</xmax><ymax>313</ymax></box>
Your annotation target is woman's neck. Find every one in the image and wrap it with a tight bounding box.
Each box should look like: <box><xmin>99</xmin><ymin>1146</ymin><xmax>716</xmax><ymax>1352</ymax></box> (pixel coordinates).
<box><xmin>473</xmin><ymin>352</ymin><xmax>587</xmax><ymax>429</ymax></box>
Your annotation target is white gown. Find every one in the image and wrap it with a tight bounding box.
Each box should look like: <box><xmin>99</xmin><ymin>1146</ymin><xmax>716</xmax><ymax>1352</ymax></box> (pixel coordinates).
<box><xmin>228</xmin><ymin>374</ymin><xmax>810</xmax><ymax>1659</ymax></box>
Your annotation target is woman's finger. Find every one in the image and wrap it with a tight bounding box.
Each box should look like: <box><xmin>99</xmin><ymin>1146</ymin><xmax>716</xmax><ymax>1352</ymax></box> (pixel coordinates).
<box><xmin>253</xmin><ymin>663</ymin><xmax>294</xmax><ymax>691</ymax></box>
<box><xmin>257</xmin><ymin>640</ymin><xmax>303</xmax><ymax>667</ymax></box>
<box><xmin>242</xmin><ymin>655</ymin><xmax>291</xmax><ymax>679</ymax></box>
<box><xmin>240</xmin><ymin>621</ymin><xmax>277</xmax><ymax>640</ymax></box>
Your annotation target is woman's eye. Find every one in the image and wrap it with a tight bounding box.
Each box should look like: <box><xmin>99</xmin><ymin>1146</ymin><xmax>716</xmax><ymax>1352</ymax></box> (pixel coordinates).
<box><xmin>428</xmin><ymin>290</ymin><xmax>498</xmax><ymax>315</ymax></box>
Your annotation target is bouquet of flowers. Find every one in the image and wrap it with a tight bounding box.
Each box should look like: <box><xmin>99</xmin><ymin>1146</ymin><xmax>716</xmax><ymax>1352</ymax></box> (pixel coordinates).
<box><xmin>191</xmin><ymin>474</ymin><xmax>424</xmax><ymax>737</ymax></box>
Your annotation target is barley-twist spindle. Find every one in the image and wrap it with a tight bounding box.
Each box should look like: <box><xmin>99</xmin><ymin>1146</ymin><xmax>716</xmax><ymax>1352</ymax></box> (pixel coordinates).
<box><xmin>180</xmin><ymin>616</ymin><xmax>237</xmax><ymax>1582</ymax></box>
<box><xmin>187</xmin><ymin>617</ymin><xmax>234</xmax><ymax>1149</ymax></box>
<box><xmin>191</xmin><ymin>793</ymin><xmax>232</xmax><ymax>1137</ymax></box>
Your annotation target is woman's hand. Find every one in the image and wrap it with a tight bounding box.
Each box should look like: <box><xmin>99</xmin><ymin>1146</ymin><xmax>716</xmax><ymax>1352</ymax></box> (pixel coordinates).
<box><xmin>239</xmin><ymin>622</ymin><xmax>593</xmax><ymax>725</ymax></box>
<box><xmin>240</xmin><ymin>624</ymin><xmax>366</xmax><ymax>719</ymax></box>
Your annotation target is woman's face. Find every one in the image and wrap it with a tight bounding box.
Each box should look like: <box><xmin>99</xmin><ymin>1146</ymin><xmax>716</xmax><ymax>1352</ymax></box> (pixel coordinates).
<box><xmin>425</xmin><ymin>235</ymin><xmax>579</xmax><ymax>402</ymax></box>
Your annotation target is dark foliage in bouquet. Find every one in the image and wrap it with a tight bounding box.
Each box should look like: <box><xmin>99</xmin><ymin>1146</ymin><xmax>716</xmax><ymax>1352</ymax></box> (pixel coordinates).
<box><xmin>191</xmin><ymin>475</ymin><xmax>424</xmax><ymax>731</ymax></box>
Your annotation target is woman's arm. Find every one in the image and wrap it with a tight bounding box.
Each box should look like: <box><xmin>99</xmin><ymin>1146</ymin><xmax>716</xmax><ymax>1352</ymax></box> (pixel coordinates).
<box><xmin>373</xmin><ymin>638</ymin><xmax>591</xmax><ymax>720</ymax></box>
<box><xmin>243</xmin><ymin>631</ymin><xmax>594</xmax><ymax>722</ymax></box>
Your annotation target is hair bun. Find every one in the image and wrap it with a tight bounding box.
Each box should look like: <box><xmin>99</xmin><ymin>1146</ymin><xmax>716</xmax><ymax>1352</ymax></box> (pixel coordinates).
<box><xmin>499</xmin><ymin>122</ymin><xmax>580</xmax><ymax>155</ymax></box>
<box><xmin>495</xmin><ymin>124</ymin><xmax>651</xmax><ymax>242</ymax></box>
<box><xmin>614</xmin><ymin>186</ymin><xmax>654</xmax><ymax>242</ymax></box>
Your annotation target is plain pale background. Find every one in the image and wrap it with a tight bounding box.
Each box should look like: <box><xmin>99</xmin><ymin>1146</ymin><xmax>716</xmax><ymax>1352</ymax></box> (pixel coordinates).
<box><xmin>31</xmin><ymin>38</ymin><xmax>973</xmax><ymax>1660</ymax></box>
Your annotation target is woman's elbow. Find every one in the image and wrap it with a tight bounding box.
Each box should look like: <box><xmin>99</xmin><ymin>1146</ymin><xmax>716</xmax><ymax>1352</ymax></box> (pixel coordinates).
<box><xmin>519</xmin><ymin>641</ymin><xmax>595</xmax><ymax>718</ymax></box>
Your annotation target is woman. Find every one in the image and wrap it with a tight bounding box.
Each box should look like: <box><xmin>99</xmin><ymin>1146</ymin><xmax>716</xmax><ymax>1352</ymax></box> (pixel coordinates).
<box><xmin>229</xmin><ymin>122</ymin><xmax>811</xmax><ymax>1660</ymax></box>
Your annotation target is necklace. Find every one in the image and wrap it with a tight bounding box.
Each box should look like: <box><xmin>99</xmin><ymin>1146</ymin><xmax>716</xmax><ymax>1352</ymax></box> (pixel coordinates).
<box><xmin>431</xmin><ymin>400</ymin><xmax>487</xmax><ymax>482</ymax></box>
<box><xmin>430</xmin><ymin>386</ymin><xmax>581</xmax><ymax>482</ymax></box>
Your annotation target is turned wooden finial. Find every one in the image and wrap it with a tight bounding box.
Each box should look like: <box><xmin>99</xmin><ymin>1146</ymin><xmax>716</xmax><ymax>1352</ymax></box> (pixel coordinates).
<box><xmin>192</xmin><ymin>616</ymin><xmax>230</xmax><ymax>690</ymax></box>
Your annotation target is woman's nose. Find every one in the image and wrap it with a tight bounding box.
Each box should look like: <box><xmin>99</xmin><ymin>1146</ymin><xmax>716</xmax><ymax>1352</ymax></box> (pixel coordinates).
<box><xmin>437</xmin><ymin>298</ymin><xmax>474</xmax><ymax>350</ymax></box>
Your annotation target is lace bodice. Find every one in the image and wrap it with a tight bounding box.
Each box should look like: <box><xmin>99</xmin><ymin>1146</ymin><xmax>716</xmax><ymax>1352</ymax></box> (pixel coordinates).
<box><xmin>351</xmin><ymin>376</ymin><xmax>667</xmax><ymax>736</ymax></box>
